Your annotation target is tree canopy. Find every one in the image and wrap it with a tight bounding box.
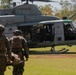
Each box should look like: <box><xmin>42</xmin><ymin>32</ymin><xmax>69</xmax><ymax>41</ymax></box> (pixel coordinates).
<box><xmin>38</xmin><ymin>0</ymin><xmax>76</xmax><ymax>20</ymax></box>
<box><xmin>0</xmin><ymin>0</ymin><xmax>12</xmax><ymax>9</ymax></box>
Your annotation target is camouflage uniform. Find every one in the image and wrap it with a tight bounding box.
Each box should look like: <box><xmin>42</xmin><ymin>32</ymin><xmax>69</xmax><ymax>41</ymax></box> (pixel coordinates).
<box><xmin>0</xmin><ymin>24</ymin><xmax>11</xmax><ymax>75</ymax></box>
<box><xmin>9</xmin><ymin>30</ymin><xmax>29</xmax><ymax>75</ymax></box>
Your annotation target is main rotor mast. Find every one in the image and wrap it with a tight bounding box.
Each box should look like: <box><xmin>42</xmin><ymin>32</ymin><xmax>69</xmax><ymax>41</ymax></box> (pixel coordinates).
<box><xmin>26</xmin><ymin>0</ymin><xmax>29</xmax><ymax>4</ymax></box>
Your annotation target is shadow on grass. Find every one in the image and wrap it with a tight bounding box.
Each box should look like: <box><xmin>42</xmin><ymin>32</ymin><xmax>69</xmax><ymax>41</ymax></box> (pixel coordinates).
<box><xmin>29</xmin><ymin>50</ymin><xmax>76</xmax><ymax>55</ymax></box>
<box><xmin>30</xmin><ymin>50</ymin><xmax>51</xmax><ymax>55</ymax></box>
<box><xmin>66</xmin><ymin>52</ymin><xmax>76</xmax><ymax>54</ymax></box>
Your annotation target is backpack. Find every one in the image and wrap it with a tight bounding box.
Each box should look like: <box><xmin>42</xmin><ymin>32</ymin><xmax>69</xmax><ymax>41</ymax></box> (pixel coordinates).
<box><xmin>11</xmin><ymin>36</ymin><xmax>22</xmax><ymax>48</ymax></box>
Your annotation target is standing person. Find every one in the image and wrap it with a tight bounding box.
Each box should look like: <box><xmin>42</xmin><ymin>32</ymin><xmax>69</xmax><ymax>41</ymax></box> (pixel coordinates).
<box><xmin>0</xmin><ymin>24</ymin><xmax>11</xmax><ymax>75</ymax></box>
<box><xmin>9</xmin><ymin>30</ymin><xmax>29</xmax><ymax>75</ymax></box>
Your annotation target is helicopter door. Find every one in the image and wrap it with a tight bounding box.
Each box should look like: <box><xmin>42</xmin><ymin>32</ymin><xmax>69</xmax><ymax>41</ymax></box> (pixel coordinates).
<box><xmin>54</xmin><ymin>22</ymin><xmax>64</xmax><ymax>42</ymax></box>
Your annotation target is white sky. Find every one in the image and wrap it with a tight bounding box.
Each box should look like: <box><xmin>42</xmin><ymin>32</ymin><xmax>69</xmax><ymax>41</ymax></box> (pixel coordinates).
<box><xmin>12</xmin><ymin>0</ymin><xmax>61</xmax><ymax>9</ymax></box>
<box><xmin>12</xmin><ymin>0</ymin><xmax>73</xmax><ymax>10</ymax></box>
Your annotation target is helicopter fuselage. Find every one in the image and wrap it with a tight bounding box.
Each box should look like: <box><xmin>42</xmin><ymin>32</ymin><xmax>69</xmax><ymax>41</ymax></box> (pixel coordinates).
<box><xmin>6</xmin><ymin>19</ymin><xmax>76</xmax><ymax>48</ymax></box>
<box><xmin>0</xmin><ymin>4</ymin><xmax>76</xmax><ymax>48</ymax></box>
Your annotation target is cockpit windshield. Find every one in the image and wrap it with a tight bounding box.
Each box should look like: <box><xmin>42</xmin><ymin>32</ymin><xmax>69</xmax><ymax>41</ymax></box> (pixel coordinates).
<box><xmin>72</xmin><ymin>21</ymin><xmax>76</xmax><ymax>29</ymax></box>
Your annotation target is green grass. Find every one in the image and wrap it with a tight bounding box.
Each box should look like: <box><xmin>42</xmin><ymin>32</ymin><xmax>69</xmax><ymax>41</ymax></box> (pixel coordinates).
<box><xmin>5</xmin><ymin>46</ymin><xmax>76</xmax><ymax>75</ymax></box>
<box><xmin>25</xmin><ymin>57</ymin><xmax>76</xmax><ymax>75</ymax></box>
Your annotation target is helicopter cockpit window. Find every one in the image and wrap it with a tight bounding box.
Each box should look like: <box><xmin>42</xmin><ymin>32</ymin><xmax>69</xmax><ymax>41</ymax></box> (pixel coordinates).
<box><xmin>64</xmin><ymin>22</ymin><xmax>76</xmax><ymax>40</ymax></box>
<box><xmin>72</xmin><ymin>21</ymin><xmax>76</xmax><ymax>29</ymax></box>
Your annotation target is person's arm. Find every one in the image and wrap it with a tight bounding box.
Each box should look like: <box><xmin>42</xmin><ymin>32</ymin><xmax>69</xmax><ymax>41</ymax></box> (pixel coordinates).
<box><xmin>5</xmin><ymin>37</ymin><xmax>11</xmax><ymax>60</ymax></box>
<box><xmin>22</xmin><ymin>38</ymin><xmax>29</xmax><ymax>60</ymax></box>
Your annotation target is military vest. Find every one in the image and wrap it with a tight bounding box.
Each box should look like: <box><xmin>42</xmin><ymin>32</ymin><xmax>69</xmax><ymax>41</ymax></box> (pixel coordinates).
<box><xmin>10</xmin><ymin>36</ymin><xmax>22</xmax><ymax>49</ymax></box>
<box><xmin>0</xmin><ymin>35</ymin><xmax>6</xmax><ymax>51</ymax></box>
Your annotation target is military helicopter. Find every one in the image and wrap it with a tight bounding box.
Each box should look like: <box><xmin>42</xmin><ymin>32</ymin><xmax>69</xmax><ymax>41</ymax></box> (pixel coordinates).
<box><xmin>0</xmin><ymin>0</ymin><xmax>61</xmax><ymax>37</ymax></box>
<box><xmin>0</xmin><ymin>0</ymin><xmax>76</xmax><ymax>53</ymax></box>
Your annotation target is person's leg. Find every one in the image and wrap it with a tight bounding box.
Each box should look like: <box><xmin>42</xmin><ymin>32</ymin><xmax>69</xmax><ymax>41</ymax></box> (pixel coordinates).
<box><xmin>13</xmin><ymin>65</ymin><xmax>24</xmax><ymax>75</ymax></box>
<box><xmin>18</xmin><ymin>67</ymin><xmax>24</xmax><ymax>75</ymax></box>
<box><xmin>13</xmin><ymin>66</ymin><xmax>19</xmax><ymax>75</ymax></box>
<box><xmin>18</xmin><ymin>54</ymin><xmax>25</xmax><ymax>75</ymax></box>
<box><xmin>0</xmin><ymin>57</ymin><xmax>7</xmax><ymax>75</ymax></box>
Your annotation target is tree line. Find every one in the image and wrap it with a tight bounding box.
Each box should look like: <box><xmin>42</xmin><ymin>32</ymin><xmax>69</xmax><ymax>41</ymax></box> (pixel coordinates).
<box><xmin>38</xmin><ymin>0</ymin><xmax>76</xmax><ymax>20</ymax></box>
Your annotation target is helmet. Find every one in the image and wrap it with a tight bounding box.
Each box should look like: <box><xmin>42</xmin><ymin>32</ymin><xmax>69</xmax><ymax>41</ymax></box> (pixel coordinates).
<box><xmin>13</xmin><ymin>30</ymin><xmax>23</xmax><ymax>36</ymax></box>
<box><xmin>0</xmin><ymin>24</ymin><xmax>5</xmax><ymax>32</ymax></box>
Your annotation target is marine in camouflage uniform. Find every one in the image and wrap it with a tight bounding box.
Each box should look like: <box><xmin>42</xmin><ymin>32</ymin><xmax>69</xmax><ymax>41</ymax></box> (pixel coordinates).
<box><xmin>9</xmin><ymin>30</ymin><xmax>29</xmax><ymax>75</ymax></box>
<box><xmin>0</xmin><ymin>24</ymin><xmax>11</xmax><ymax>75</ymax></box>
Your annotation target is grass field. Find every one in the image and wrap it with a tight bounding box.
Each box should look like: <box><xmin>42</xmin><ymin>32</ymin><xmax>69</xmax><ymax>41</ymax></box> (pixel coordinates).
<box><xmin>5</xmin><ymin>46</ymin><xmax>76</xmax><ymax>75</ymax></box>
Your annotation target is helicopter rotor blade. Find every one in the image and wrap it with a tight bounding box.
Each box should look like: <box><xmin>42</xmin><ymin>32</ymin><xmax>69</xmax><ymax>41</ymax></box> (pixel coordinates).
<box><xmin>29</xmin><ymin>0</ymin><xmax>60</xmax><ymax>2</ymax></box>
<box><xmin>29</xmin><ymin>0</ymin><xmax>76</xmax><ymax>4</ymax></box>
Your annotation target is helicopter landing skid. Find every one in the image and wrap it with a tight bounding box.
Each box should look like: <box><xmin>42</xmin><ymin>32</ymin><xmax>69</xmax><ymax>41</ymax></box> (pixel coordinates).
<box><xmin>50</xmin><ymin>48</ymin><xmax>69</xmax><ymax>54</ymax></box>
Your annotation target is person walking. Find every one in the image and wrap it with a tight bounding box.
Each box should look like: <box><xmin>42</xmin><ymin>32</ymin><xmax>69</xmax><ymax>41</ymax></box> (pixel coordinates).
<box><xmin>9</xmin><ymin>29</ymin><xmax>29</xmax><ymax>75</ymax></box>
<box><xmin>0</xmin><ymin>24</ymin><xmax>11</xmax><ymax>75</ymax></box>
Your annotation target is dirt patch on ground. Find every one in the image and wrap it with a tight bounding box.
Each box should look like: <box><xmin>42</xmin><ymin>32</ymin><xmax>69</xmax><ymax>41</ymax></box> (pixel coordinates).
<box><xmin>30</xmin><ymin>54</ymin><xmax>76</xmax><ymax>59</ymax></box>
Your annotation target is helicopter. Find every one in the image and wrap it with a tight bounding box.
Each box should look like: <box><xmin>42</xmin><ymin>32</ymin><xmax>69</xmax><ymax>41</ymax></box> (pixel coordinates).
<box><xmin>0</xmin><ymin>0</ymin><xmax>76</xmax><ymax>53</ymax></box>
<box><xmin>0</xmin><ymin>0</ymin><xmax>61</xmax><ymax>37</ymax></box>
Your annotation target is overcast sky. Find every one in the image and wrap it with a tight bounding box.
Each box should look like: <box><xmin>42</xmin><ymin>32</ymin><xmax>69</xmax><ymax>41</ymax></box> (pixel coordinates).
<box><xmin>12</xmin><ymin>0</ymin><xmax>74</xmax><ymax>10</ymax></box>
<box><xmin>12</xmin><ymin>0</ymin><xmax>62</xmax><ymax>9</ymax></box>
